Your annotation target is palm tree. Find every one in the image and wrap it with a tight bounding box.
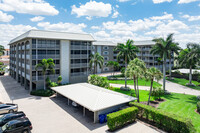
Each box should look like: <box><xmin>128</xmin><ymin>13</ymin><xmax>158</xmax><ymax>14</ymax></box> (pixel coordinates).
<box><xmin>35</xmin><ymin>58</ymin><xmax>55</xmax><ymax>90</ymax></box>
<box><xmin>0</xmin><ymin>45</ymin><xmax>5</xmax><ymax>57</ymax></box>
<box><xmin>89</xmin><ymin>52</ymin><xmax>104</xmax><ymax>74</ymax></box>
<box><xmin>168</xmin><ymin>43</ymin><xmax>181</xmax><ymax>79</ymax></box>
<box><xmin>126</xmin><ymin>58</ymin><xmax>146</xmax><ymax>102</ymax></box>
<box><xmin>106</xmin><ymin>61</ymin><xmax>119</xmax><ymax>76</ymax></box>
<box><xmin>150</xmin><ymin>33</ymin><xmax>175</xmax><ymax>91</ymax></box>
<box><xmin>145</xmin><ymin>67</ymin><xmax>163</xmax><ymax>105</ymax></box>
<box><xmin>114</xmin><ymin>39</ymin><xmax>139</xmax><ymax>89</ymax></box>
<box><xmin>178</xmin><ymin>43</ymin><xmax>200</xmax><ymax>85</ymax></box>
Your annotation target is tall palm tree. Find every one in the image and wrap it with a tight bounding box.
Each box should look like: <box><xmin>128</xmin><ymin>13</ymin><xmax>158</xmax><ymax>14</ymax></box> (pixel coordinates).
<box><xmin>150</xmin><ymin>33</ymin><xmax>175</xmax><ymax>91</ymax></box>
<box><xmin>168</xmin><ymin>43</ymin><xmax>181</xmax><ymax>79</ymax></box>
<box><xmin>126</xmin><ymin>58</ymin><xmax>146</xmax><ymax>102</ymax></box>
<box><xmin>89</xmin><ymin>52</ymin><xmax>104</xmax><ymax>74</ymax></box>
<box><xmin>114</xmin><ymin>39</ymin><xmax>139</xmax><ymax>89</ymax></box>
<box><xmin>35</xmin><ymin>58</ymin><xmax>55</xmax><ymax>90</ymax></box>
<box><xmin>106</xmin><ymin>61</ymin><xmax>119</xmax><ymax>76</ymax></box>
<box><xmin>0</xmin><ymin>45</ymin><xmax>5</xmax><ymax>57</ymax></box>
<box><xmin>178</xmin><ymin>43</ymin><xmax>200</xmax><ymax>85</ymax></box>
<box><xmin>145</xmin><ymin>67</ymin><xmax>163</xmax><ymax>105</ymax></box>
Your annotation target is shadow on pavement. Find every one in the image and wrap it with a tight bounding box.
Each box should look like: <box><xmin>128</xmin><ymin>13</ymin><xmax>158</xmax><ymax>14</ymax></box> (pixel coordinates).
<box><xmin>0</xmin><ymin>75</ymin><xmax>41</xmax><ymax>101</ymax></box>
<box><xmin>50</xmin><ymin>95</ymin><xmax>107</xmax><ymax>131</ymax></box>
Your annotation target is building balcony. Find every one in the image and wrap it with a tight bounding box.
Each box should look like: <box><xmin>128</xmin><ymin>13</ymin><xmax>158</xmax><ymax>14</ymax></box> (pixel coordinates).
<box><xmin>71</xmin><ymin>54</ymin><xmax>89</xmax><ymax>59</ymax></box>
<box><xmin>32</xmin><ymin>54</ymin><xmax>60</xmax><ymax>60</ymax></box>
<box><xmin>71</xmin><ymin>63</ymin><xmax>89</xmax><ymax>68</ymax></box>
<box><xmin>26</xmin><ymin>55</ymin><xmax>30</xmax><ymax>59</ymax></box>
<box><xmin>71</xmin><ymin>45</ymin><xmax>89</xmax><ymax>50</ymax></box>
<box><xmin>71</xmin><ymin>72</ymin><xmax>87</xmax><ymax>76</ymax></box>
<box><xmin>32</xmin><ymin>74</ymin><xmax>59</xmax><ymax>81</ymax></box>
<box><xmin>26</xmin><ymin>64</ymin><xmax>30</xmax><ymax>69</ymax></box>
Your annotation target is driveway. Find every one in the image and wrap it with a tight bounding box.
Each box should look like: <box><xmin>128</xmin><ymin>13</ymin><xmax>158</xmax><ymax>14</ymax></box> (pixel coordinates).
<box><xmin>0</xmin><ymin>75</ymin><xmax>160</xmax><ymax>133</ymax></box>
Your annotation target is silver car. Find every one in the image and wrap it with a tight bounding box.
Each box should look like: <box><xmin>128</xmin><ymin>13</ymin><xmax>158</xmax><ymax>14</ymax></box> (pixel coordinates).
<box><xmin>0</xmin><ymin>103</ymin><xmax>18</xmax><ymax>114</ymax></box>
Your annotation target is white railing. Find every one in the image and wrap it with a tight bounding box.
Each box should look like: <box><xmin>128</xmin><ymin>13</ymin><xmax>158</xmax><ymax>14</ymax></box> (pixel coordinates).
<box><xmin>26</xmin><ymin>64</ymin><xmax>30</xmax><ymax>69</ymax></box>
<box><xmin>71</xmin><ymin>63</ymin><xmax>88</xmax><ymax>68</ymax></box>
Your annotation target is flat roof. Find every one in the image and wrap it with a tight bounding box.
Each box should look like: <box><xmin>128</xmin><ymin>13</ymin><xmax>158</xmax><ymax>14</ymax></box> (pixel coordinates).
<box><xmin>93</xmin><ymin>40</ymin><xmax>155</xmax><ymax>46</ymax></box>
<box><xmin>9</xmin><ymin>30</ymin><xmax>95</xmax><ymax>45</ymax></box>
<box><xmin>51</xmin><ymin>83</ymin><xmax>136</xmax><ymax>112</ymax></box>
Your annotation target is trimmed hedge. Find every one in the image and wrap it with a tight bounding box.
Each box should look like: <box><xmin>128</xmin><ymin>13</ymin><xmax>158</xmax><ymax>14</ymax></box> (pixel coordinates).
<box><xmin>197</xmin><ymin>101</ymin><xmax>200</xmax><ymax>113</ymax></box>
<box><xmin>107</xmin><ymin>107</ymin><xmax>138</xmax><ymax>131</ymax></box>
<box><xmin>30</xmin><ymin>89</ymin><xmax>55</xmax><ymax>97</ymax></box>
<box><xmin>130</xmin><ymin>102</ymin><xmax>196</xmax><ymax>133</ymax></box>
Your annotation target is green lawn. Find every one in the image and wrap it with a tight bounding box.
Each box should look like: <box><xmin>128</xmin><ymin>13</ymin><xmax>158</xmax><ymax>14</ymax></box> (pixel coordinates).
<box><xmin>166</xmin><ymin>77</ymin><xmax>200</xmax><ymax>90</ymax></box>
<box><xmin>108</xmin><ymin>78</ymin><xmax>161</xmax><ymax>87</ymax></box>
<box><xmin>112</xmin><ymin>88</ymin><xmax>200</xmax><ymax>132</ymax></box>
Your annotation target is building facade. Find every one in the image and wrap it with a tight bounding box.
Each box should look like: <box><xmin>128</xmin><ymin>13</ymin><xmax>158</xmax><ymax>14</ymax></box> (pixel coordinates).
<box><xmin>9</xmin><ymin>30</ymin><xmax>95</xmax><ymax>91</ymax></box>
<box><xmin>93</xmin><ymin>41</ymin><xmax>174</xmax><ymax>73</ymax></box>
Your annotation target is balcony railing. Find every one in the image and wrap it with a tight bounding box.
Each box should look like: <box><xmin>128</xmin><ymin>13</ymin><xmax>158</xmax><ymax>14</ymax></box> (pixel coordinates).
<box><xmin>71</xmin><ymin>54</ymin><xmax>89</xmax><ymax>59</ymax></box>
<box><xmin>32</xmin><ymin>74</ymin><xmax>59</xmax><ymax>81</ymax></box>
<box><xmin>71</xmin><ymin>72</ymin><xmax>87</xmax><ymax>76</ymax></box>
<box><xmin>32</xmin><ymin>54</ymin><xmax>60</xmax><ymax>60</ymax></box>
<box><xmin>71</xmin><ymin>63</ymin><xmax>89</xmax><ymax>68</ymax></box>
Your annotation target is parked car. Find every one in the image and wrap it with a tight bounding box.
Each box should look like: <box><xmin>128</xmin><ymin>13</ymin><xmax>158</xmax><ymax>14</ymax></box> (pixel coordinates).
<box><xmin>0</xmin><ymin>104</ymin><xmax>18</xmax><ymax>115</ymax></box>
<box><xmin>0</xmin><ymin>117</ymin><xmax>32</xmax><ymax>133</ymax></box>
<box><xmin>0</xmin><ymin>112</ymin><xmax>26</xmax><ymax>126</ymax></box>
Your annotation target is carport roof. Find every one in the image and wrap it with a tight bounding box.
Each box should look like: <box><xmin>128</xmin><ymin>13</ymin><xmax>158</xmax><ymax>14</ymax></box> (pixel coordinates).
<box><xmin>51</xmin><ymin>83</ymin><xmax>136</xmax><ymax>112</ymax></box>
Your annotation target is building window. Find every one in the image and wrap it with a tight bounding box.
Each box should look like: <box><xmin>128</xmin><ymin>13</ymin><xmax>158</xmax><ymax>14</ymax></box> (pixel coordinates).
<box><xmin>103</xmin><ymin>46</ymin><xmax>109</xmax><ymax>50</ymax></box>
<box><xmin>104</xmin><ymin>62</ymin><xmax>107</xmax><ymax>66</ymax></box>
<box><xmin>32</xmin><ymin>39</ymin><xmax>36</xmax><ymax>44</ymax></box>
<box><xmin>92</xmin><ymin>46</ymin><xmax>95</xmax><ymax>50</ymax></box>
<box><xmin>104</xmin><ymin>67</ymin><xmax>109</xmax><ymax>71</ymax></box>
<box><xmin>103</xmin><ymin>51</ymin><xmax>109</xmax><ymax>55</ymax></box>
<box><xmin>104</xmin><ymin>56</ymin><xmax>109</xmax><ymax>61</ymax></box>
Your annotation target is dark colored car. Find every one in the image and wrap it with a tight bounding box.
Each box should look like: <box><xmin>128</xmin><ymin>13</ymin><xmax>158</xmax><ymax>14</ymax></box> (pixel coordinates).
<box><xmin>0</xmin><ymin>117</ymin><xmax>32</xmax><ymax>133</ymax></box>
<box><xmin>0</xmin><ymin>112</ymin><xmax>26</xmax><ymax>126</ymax></box>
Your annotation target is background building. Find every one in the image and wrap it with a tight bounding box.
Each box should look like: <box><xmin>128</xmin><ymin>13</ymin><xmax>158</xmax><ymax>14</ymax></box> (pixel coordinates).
<box><xmin>0</xmin><ymin>49</ymin><xmax>10</xmax><ymax>65</ymax></box>
<box><xmin>93</xmin><ymin>41</ymin><xmax>174</xmax><ymax>73</ymax></box>
<box><xmin>9</xmin><ymin>30</ymin><xmax>95</xmax><ymax>90</ymax></box>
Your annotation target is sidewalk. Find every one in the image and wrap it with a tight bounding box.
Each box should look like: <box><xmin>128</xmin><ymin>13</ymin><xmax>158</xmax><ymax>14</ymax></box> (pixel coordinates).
<box><xmin>111</xmin><ymin>80</ymin><xmax>200</xmax><ymax>96</ymax></box>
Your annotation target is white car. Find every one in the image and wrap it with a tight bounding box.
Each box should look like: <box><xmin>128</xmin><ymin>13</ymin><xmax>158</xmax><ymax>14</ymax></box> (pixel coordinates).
<box><xmin>0</xmin><ymin>103</ymin><xmax>18</xmax><ymax>114</ymax></box>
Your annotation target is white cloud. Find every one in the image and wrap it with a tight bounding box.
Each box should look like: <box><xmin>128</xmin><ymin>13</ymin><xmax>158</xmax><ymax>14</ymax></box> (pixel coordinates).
<box><xmin>178</xmin><ymin>0</ymin><xmax>200</xmax><ymax>4</ymax></box>
<box><xmin>91</xmin><ymin>26</ymin><xmax>101</xmax><ymax>30</ymax></box>
<box><xmin>0</xmin><ymin>24</ymin><xmax>36</xmax><ymax>48</ymax></box>
<box><xmin>103</xmin><ymin>19</ymin><xmax>161</xmax><ymax>32</ymax></box>
<box><xmin>30</xmin><ymin>16</ymin><xmax>44</xmax><ymax>22</ymax></box>
<box><xmin>152</xmin><ymin>0</ymin><xmax>172</xmax><ymax>4</ymax></box>
<box><xmin>0</xmin><ymin>0</ymin><xmax>59</xmax><ymax>16</ymax></box>
<box><xmin>112</xmin><ymin>8</ymin><xmax>119</xmax><ymax>18</ymax></box>
<box><xmin>150</xmin><ymin>12</ymin><xmax>173</xmax><ymax>20</ymax></box>
<box><xmin>145</xmin><ymin>20</ymin><xmax>188</xmax><ymax>35</ymax></box>
<box><xmin>71</xmin><ymin>1</ymin><xmax>112</xmax><ymax>19</ymax></box>
<box><xmin>37</xmin><ymin>22</ymin><xmax>87</xmax><ymax>33</ymax></box>
<box><xmin>182</xmin><ymin>14</ymin><xmax>200</xmax><ymax>21</ymax></box>
<box><xmin>0</xmin><ymin>11</ymin><xmax>14</xmax><ymax>22</ymax></box>
<box><xmin>118</xmin><ymin>0</ymin><xmax>131</xmax><ymax>2</ymax></box>
<box><xmin>94</xmin><ymin>31</ymin><xmax>110</xmax><ymax>38</ymax></box>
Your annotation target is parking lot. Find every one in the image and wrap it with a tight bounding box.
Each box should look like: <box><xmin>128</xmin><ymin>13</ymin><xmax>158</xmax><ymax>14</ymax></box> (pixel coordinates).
<box><xmin>0</xmin><ymin>75</ymin><xmax>160</xmax><ymax>133</ymax></box>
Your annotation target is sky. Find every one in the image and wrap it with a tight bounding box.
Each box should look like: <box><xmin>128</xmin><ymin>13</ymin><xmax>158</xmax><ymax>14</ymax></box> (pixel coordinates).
<box><xmin>0</xmin><ymin>0</ymin><xmax>200</xmax><ymax>48</ymax></box>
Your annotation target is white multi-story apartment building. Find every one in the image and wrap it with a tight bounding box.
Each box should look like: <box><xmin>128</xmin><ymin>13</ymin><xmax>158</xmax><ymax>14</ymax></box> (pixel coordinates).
<box><xmin>9</xmin><ymin>30</ymin><xmax>95</xmax><ymax>91</ymax></box>
<box><xmin>93</xmin><ymin>41</ymin><xmax>173</xmax><ymax>73</ymax></box>
<box><xmin>9</xmin><ymin>30</ymin><xmax>173</xmax><ymax>90</ymax></box>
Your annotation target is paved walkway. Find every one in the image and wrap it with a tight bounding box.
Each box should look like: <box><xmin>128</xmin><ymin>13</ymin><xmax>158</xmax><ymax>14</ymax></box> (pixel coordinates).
<box><xmin>111</xmin><ymin>80</ymin><xmax>200</xmax><ymax>96</ymax></box>
<box><xmin>99</xmin><ymin>72</ymin><xmax>200</xmax><ymax>96</ymax></box>
<box><xmin>0</xmin><ymin>75</ymin><xmax>161</xmax><ymax>133</ymax></box>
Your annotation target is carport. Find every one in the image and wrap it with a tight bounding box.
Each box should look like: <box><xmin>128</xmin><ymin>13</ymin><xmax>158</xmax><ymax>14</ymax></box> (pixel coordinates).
<box><xmin>51</xmin><ymin>83</ymin><xmax>137</xmax><ymax>123</ymax></box>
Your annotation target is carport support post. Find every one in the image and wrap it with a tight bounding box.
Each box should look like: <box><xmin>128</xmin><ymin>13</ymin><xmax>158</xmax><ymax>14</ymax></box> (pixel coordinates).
<box><xmin>83</xmin><ymin>107</ymin><xmax>85</xmax><ymax>116</ymax></box>
<box><xmin>94</xmin><ymin>111</ymin><xmax>97</xmax><ymax>123</ymax></box>
<box><xmin>68</xmin><ymin>98</ymin><xmax>69</xmax><ymax>105</ymax></box>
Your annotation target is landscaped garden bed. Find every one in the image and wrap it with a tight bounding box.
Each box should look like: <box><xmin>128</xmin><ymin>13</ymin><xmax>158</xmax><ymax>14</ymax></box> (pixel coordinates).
<box><xmin>30</xmin><ymin>89</ymin><xmax>55</xmax><ymax>97</ymax></box>
<box><xmin>111</xmin><ymin>87</ymin><xmax>200</xmax><ymax>132</ymax></box>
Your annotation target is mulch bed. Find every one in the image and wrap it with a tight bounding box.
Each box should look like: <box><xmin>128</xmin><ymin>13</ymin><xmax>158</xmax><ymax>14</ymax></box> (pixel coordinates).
<box><xmin>140</xmin><ymin>99</ymin><xmax>166</xmax><ymax>108</ymax></box>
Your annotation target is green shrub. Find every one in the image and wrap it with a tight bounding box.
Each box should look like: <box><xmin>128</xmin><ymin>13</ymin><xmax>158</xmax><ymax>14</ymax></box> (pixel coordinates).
<box><xmin>197</xmin><ymin>101</ymin><xmax>200</xmax><ymax>113</ymax></box>
<box><xmin>107</xmin><ymin>107</ymin><xmax>138</xmax><ymax>131</ymax></box>
<box><xmin>130</xmin><ymin>102</ymin><xmax>196</xmax><ymax>133</ymax></box>
<box><xmin>30</xmin><ymin>89</ymin><xmax>55</xmax><ymax>97</ymax></box>
<box><xmin>0</xmin><ymin>62</ymin><xmax>4</xmax><ymax>66</ymax></box>
<box><xmin>151</xmin><ymin>86</ymin><xmax>164</xmax><ymax>100</ymax></box>
<box><xmin>88</xmin><ymin>75</ymin><xmax>110</xmax><ymax>88</ymax></box>
<box><xmin>57</xmin><ymin>75</ymin><xmax>62</xmax><ymax>84</ymax></box>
